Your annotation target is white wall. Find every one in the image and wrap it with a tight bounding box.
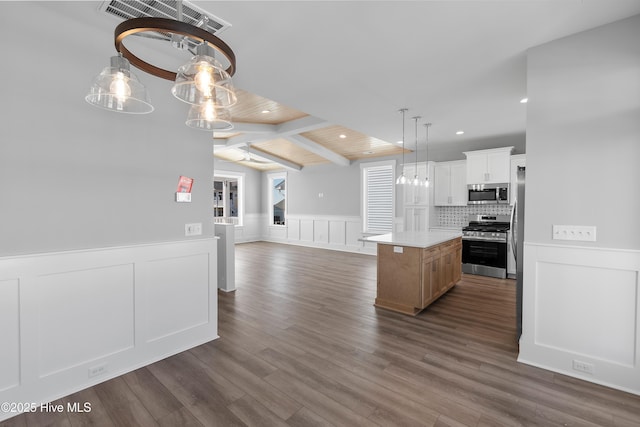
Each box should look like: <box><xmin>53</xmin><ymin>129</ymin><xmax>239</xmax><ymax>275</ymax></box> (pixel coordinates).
<box><xmin>0</xmin><ymin>3</ymin><xmax>218</xmax><ymax>256</ymax></box>
<box><xmin>520</xmin><ymin>14</ymin><xmax>640</xmax><ymax>395</ymax></box>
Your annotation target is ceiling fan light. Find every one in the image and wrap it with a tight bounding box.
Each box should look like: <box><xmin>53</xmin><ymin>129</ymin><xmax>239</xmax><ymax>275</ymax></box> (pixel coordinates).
<box><xmin>172</xmin><ymin>47</ymin><xmax>237</xmax><ymax>107</ymax></box>
<box><xmin>85</xmin><ymin>55</ymin><xmax>153</xmax><ymax>114</ymax></box>
<box><xmin>186</xmin><ymin>102</ymin><xmax>233</xmax><ymax>131</ymax></box>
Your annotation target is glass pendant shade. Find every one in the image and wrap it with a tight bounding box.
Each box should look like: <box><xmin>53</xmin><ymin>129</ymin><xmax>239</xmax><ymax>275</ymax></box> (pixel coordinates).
<box><xmin>396</xmin><ymin>173</ymin><xmax>407</xmax><ymax>185</ymax></box>
<box><xmin>85</xmin><ymin>55</ymin><xmax>153</xmax><ymax>114</ymax></box>
<box><xmin>172</xmin><ymin>44</ymin><xmax>237</xmax><ymax>107</ymax></box>
<box><xmin>186</xmin><ymin>100</ymin><xmax>233</xmax><ymax>131</ymax></box>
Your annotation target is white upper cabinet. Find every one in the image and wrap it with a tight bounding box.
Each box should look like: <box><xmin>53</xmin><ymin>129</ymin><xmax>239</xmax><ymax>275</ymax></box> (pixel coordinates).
<box><xmin>464</xmin><ymin>147</ymin><xmax>514</xmax><ymax>184</ymax></box>
<box><xmin>434</xmin><ymin>160</ymin><xmax>467</xmax><ymax>206</ymax></box>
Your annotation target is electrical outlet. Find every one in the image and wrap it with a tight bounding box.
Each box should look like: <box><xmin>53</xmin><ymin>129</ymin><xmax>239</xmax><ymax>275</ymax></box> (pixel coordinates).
<box><xmin>185</xmin><ymin>223</ymin><xmax>203</xmax><ymax>236</ymax></box>
<box><xmin>552</xmin><ymin>225</ymin><xmax>596</xmax><ymax>242</ymax></box>
<box><xmin>88</xmin><ymin>363</ymin><xmax>108</xmax><ymax>378</ymax></box>
<box><xmin>572</xmin><ymin>359</ymin><xmax>594</xmax><ymax>375</ymax></box>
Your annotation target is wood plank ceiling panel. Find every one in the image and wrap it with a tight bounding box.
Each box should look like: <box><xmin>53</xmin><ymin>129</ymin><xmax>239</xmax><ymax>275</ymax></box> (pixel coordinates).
<box><xmin>252</xmin><ymin>138</ymin><xmax>329</xmax><ymax>167</ymax></box>
<box><xmin>301</xmin><ymin>125</ymin><xmax>408</xmax><ymax>161</ymax></box>
<box><xmin>230</xmin><ymin>90</ymin><xmax>308</xmax><ymax>124</ymax></box>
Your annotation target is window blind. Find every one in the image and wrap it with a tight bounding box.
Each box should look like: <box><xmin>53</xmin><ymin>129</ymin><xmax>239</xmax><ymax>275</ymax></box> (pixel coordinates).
<box><xmin>364</xmin><ymin>165</ymin><xmax>393</xmax><ymax>233</ymax></box>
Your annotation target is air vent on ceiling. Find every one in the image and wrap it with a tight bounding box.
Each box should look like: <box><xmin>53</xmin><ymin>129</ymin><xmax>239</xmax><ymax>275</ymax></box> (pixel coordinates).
<box><xmin>99</xmin><ymin>0</ymin><xmax>231</xmax><ymax>40</ymax></box>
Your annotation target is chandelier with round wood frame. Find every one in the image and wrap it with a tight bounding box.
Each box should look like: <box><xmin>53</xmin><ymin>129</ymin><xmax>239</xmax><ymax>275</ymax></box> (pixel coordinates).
<box><xmin>86</xmin><ymin>12</ymin><xmax>238</xmax><ymax>131</ymax></box>
<box><xmin>114</xmin><ymin>17</ymin><xmax>236</xmax><ymax>81</ymax></box>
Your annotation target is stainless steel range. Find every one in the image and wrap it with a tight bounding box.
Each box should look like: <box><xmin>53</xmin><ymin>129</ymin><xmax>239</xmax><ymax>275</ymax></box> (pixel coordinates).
<box><xmin>462</xmin><ymin>214</ymin><xmax>510</xmax><ymax>279</ymax></box>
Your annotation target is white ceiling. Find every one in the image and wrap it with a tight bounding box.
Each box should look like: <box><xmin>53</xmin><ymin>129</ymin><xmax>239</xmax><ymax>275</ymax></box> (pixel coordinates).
<box><xmin>187</xmin><ymin>0</ymin><xmax>640</xmax><ymax>151</ymax></box>
<box><xmin>33</xmin><ymin>1</ymin><xmax>640</xmax><ymax>157</ymax></box>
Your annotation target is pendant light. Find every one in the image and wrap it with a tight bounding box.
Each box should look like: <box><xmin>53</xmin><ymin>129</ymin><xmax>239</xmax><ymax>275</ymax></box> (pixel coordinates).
<box><xmin>185</xmin><ymin>100</ymin><xmax>233</xmax><ymax>131</ymax></box>
<box><xmin>396</xmin><ymin>108</ymin><xmax>408</xmax><ymax>185</ymax></box>
<box><xmin>423</xmin><ymin>123</ymin><xmax>432</xmax><ymax>187</ymax></box>
<box><xmin>171</xmin><ymin>41</ymin><xmax>237</xmax><ymax>108</ymax></box>
<box><xmin>87</xmin><ymin>0</ymin><xmax>238</xmax><ymax>128</ymax></box>
<box><xmin>411</xmin><ymin>116</ymin><xmax>422</xmax><ymax>187</ymax></box>
<box><xmin>85</xmin><ymin>53</ymin><xmax>153</xmax><ymax>114</ymax></box>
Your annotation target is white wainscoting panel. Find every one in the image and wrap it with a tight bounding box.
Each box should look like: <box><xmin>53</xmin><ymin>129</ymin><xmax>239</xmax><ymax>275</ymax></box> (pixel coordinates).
<box><xmin>261</xmin><ymin>215</ymin><xmax>376</xmax><ymax>255</ymax></box>
<box><xmin>233</xmin><ymin>213</ymin><xmax>264</xmax><ymax>243</ymax></box>
<box><xmin>299</xmin><ymin>219</ymin><xmax>314</xmax><ymax>242</ymax></box>
<box><xmin>519</xmin><ymin>242</ymin><xmax>640</xmax><ymax>395</ymax></box>
<box><xmin>0</xmin><ymin>279</ymin><xmax>20</xmax><ymax>392</ymax></box>
<box><xmin>314</xmin><ymin>220</ymin><xmax>329</xmax><ymax>244</ymax></box>
<box><xmin>37</xmin><ymin>265</ymin><xmax>135</xmax><ymax>377</ymax></box>
<box><xmin>0</xmin><ymin>238</ymin><xmax>218</xmax><ymax>422</ymax></box>
<box><xmin>138</xmin><ymin>254</ymin><xmax>210</xmax><ymax>343</ymax></box>
<box><xmin>329</xmin><ymin>220</ymin><xmax>346</xmax><ymax>246</ymax></box>
<box><xmin>267</xmin><ymin>226</ymin><xmax>288</xmax><ymax>241</ymax></box>
<box><xmin>288</xmin><ymin>218</ymin><xmax>300</xmax><ymax>241</ymax></box>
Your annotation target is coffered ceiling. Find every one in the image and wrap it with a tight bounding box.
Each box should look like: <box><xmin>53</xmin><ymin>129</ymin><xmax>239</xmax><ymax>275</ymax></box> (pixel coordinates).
<box><xmin>213</xmin><ymin>89</ymin><xmax>407</xmax><ymax>170</ymax></box>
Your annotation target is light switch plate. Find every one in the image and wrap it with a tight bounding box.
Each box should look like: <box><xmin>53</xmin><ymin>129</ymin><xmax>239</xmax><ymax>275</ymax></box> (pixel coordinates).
<box><xmin>393</xmin><ymin>246</ymin><xmax>404</xmax><ymax>254</ymax></box>
<box><xmin>185</xmin><ymin>223</ymin><xmax>202</xmax><ymax>236</ymax></box>
<box><xmin>552</xmin><ymin>225</ymin><xmax>596</xmax><ymax>242</ymax></box>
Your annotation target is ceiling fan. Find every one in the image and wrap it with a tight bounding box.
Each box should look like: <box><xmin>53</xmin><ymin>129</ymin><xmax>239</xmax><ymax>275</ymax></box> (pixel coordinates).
<box><xmin>218</xmin><ymin>147</ymin><xmax>272</xmax><ymax>165</ymax></box>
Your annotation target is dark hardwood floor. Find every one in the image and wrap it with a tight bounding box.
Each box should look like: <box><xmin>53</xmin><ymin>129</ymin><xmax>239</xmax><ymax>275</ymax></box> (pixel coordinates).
<box><xmin>3</xmin><ymin>241</ymin><xmax>640</xmax><ymax>426</ymax></box>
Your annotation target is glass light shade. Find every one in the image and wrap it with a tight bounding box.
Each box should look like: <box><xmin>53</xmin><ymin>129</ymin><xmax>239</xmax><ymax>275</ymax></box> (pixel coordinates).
<box><xmin>424</xmin><ymin>178</ymin><xmax>430</xmax><ymax>188</ymax></box>
<box><xmin>186</xmin><ymin>101</ymin><xmax>233</xmax><ymax>131</ymax></box>
<box><xmin>412</xmin><ymin>175</ymin><xmax>421</xmax><ymax>186</ymax></box>
<box><xmin>172</xmin><ymin>53</ymin><xmax>237</xmax><ymax>107</ymax></box>
<box><xmin>85</xmin><ymin>55</ymin><xmax>153</xmax><ymax>114</ymax></box>
<box><xmin>396</xmin><ymin>173</ymin><xmax>407</xmax><ymax>185</ymax></box>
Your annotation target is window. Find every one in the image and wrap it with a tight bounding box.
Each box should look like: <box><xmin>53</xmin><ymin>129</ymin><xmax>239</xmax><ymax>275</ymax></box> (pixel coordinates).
<box><xmin>361</xmin><ymin>161</ymin><xmax>395</xmax><ymax>233</ymax></box>
<box><xmin>268</xmin><ymin>172</ymin><xmax>286</xmax><ymax>226</ymax></box>
<box><xmin>213</xmin><ymin>170</ymin><xmax>244</xmax><ymax>226</ymax></box>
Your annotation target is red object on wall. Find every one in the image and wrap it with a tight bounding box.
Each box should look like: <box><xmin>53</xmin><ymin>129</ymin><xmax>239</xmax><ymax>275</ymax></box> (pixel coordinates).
<box><xmin>177</xmin><ymin>176</ymin><xmax>194</xmax><ymax>193</ymax></box>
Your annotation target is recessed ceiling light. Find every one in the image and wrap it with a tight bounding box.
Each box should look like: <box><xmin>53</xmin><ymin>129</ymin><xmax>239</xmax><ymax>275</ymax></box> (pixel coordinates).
<box><xmin>339</xmin><ymin>134</ymin><xmax>347</xmax><ymax>139</ymax></box>
<box><xmin>520</xmin><ymin>97</ymin><xmax>528</xmax><ymax>104</ymax></box>
<box><xmin>456</xmin><ymin>130</ymin><xmax>464</xmax><ymax>135</ymax></box>
<box><xmin>396</xmin><ymin>140</ymin><xmax>403</xmax><ymax>145</ymax></box>
<box><xmin>261</xmin><ymin>109</ymin><xmax>271</xmax><ymax>114</ymax></box>
<box><xmin>363</xmin><ymin>150</ymin><xmax>374</xmax><ymax>155</ymax></box>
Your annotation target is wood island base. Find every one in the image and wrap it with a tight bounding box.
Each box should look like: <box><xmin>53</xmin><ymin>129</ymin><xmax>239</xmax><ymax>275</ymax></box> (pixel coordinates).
<box><xmin>374</xmin><ymin>236</ymin><xmax>462</xmax><ymax>316</ymax></box>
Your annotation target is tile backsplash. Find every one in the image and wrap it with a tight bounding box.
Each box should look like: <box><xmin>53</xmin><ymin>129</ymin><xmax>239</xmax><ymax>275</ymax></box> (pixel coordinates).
<box><xmin>436</xmin><ymin>205</ymin><xmax>513</xmax><ymax>228</ymax></box>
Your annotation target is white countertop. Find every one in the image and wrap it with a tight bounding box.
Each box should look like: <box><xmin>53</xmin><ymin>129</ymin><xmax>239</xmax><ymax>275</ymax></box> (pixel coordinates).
<box><xmin>363</xmin><ymin>231</ymin><xmax>462</xmax><ymax>248</ymax></box>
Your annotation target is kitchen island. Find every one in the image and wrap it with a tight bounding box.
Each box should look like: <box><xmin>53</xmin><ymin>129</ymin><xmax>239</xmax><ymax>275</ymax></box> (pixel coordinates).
<box><xmin>365</xmin><ymin>232</ymin><xmax>462</xmax><ymax>316</ymax></box>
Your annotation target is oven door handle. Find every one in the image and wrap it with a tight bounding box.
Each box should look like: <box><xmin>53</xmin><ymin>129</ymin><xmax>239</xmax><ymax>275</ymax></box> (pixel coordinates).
<box><xmin>462</xmin><ymin>237</ymin><xmax>506</xmax><ymax>243</ymax></box>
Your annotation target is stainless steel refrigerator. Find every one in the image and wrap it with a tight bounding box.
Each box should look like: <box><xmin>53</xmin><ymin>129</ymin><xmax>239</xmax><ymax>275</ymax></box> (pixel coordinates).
<box><xmin>511</xmin><ymin>166</ymin><xmax>525</xmax><ymax>340</ymax></box>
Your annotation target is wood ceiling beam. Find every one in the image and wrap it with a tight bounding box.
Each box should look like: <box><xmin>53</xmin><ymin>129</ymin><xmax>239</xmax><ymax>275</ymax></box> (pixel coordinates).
<box><xmin>285</xmin><ymin>134</ymin><xmax>351</xmax><ymax>167</ymax></box>
<box><xmin>245</xmin><ymin>147</ymin><xmax>303</xmax><ymax>171</ymax></box>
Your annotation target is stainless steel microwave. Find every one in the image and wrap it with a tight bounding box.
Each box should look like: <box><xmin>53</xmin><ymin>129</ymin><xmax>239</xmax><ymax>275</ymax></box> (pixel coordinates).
<box><xmin>467</xmin><ymin>183</ymin><xmax>509</xmax><ymax>205</ymax></box>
